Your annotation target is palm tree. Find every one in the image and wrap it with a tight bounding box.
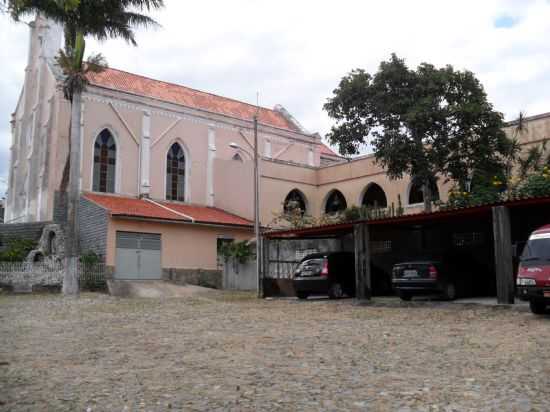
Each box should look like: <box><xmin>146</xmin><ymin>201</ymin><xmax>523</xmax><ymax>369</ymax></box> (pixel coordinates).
<box><xmin>7</xmin><ymin>0</ymin><xmax>164</xmax><ymax>296</ymax></box>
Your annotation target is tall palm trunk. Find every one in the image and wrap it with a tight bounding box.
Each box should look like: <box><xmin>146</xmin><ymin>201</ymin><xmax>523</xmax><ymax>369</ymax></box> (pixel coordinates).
<box><xmin>63</xmin><ymin>90</ymin><xmax>81</xmax><ymax>296</ymax></box>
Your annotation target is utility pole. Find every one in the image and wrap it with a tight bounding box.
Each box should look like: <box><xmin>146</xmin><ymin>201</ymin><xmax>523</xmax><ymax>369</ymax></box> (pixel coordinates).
<box><xmin>253</xmin><ymin>112</ymin><xmax>261</xmax><ymax>297</ymax></box>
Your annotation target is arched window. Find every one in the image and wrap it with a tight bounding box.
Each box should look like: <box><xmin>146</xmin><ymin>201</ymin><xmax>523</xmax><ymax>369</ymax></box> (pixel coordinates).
<box><xmin>166</xmin><ymin>143</ymin><xmax>186</xmax><ymax>201</ymax></box>
<box><xmin>93</xmin><ymin>129</ymin><xmax>116</xmax><ymax>193</ymax></box>
<box><xmin>325</xmin><ymin>190</ymin><xmax>347</xmax><ymax>214</ymax></box>
<box><xmin>284</xmin><ymin>189</ymin><xmax>307</xmax><ymax>216</ymax></box>
<box><xmin>409</xmin><ymin>177</ymin><xmax>440</xmax><ymax>205</ymax></box>
<box><xmin>362</xmin><ymin>183</ymin><xmax>387</xmax><ymax>208</ymax></box>
<box><xmin>232</xmin><ymin>153</ymin><xmax>243</xmax><ymax>162</ymax></box>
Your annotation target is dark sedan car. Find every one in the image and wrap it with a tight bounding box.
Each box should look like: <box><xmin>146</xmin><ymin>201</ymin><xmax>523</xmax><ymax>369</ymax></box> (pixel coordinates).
<box><xmin>392</xmin><ymin>260</ymin><xmax>459</xmax><ymax>301</ymax></box>
<box><xmin>293</xmin><ymin>252</ymin><xmax>355</xmax><ymax>299</ymax></box>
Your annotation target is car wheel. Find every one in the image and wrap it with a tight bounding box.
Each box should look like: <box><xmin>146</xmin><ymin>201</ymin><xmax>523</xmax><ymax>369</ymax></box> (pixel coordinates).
<box><xmin>398</xmin><ymin>291</ymin><xmax>412</xmax><ymax>301</ymax></box>
<box><xmin>296</xmin><ymin>292</ymin><xmax>309</xmax><ymax>300</ymax></box>
<box><xmin>530</xmin><ymin>300</ymin><xmax>546</xmax><ymax>315</ymax></box>
<box><xmin>328</xmin><ymin>283</ymin><xmax>344</xmax><ymax>299</ymax></box>
<box><xmin>443</xmin><ymin>283</ymin><xmax>457</xmax><ymax>300</ymax></box>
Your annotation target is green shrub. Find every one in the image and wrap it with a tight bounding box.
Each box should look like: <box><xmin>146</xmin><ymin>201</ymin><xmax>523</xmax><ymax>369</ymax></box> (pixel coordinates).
<box><xmin>218</xmin><ymin>241</ymin><xmax>255</xmax><ymax>264</ymax></box>
<box><xmin>0</xmin><ymin>238</ymin><xmax>37</xmax><ymax>262</ymax></box>
<box><xmin>79</xmin><ymin>251</ymin><xmax>101</xmax><ymax>265</ymax></box>
<box><xmin>517</xmin><ymin>170</ymin><xmax>550</xmax><ymax>198</ymax></box>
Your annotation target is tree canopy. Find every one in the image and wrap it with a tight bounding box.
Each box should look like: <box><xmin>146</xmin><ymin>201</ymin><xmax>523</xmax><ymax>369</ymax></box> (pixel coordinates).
<box><xmin>6</xmin><ymin>0</ymin><xmax>164</xmax><ymax>101</ymax></box>
<box><xmin>324</xmin><ymin>54</ymin><xmax>514</xmax><ymax>210</ymax></box>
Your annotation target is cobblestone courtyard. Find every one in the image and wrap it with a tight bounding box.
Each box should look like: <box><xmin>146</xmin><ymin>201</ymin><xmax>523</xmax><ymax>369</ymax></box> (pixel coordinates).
<box><xmin>1</xmin><ymin>292</ymin><xmax>549</xmax><ymax>411</ymax></box>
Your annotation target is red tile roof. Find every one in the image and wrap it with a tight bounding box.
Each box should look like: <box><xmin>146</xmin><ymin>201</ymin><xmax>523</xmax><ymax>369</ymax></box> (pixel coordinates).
<box><xmin>87</xmin><ymin>68</ymin><xmax>300</xmax><ymax>132</ymax></box>
<box><xmin>83</xmin><ymin>193</ymin><xmax>253</xmax><ymax>228</ymax></box>
<box><xmin>320</xmin><ymin>144</ymin><xmax>340</xmax><ymax>157</ymax></box>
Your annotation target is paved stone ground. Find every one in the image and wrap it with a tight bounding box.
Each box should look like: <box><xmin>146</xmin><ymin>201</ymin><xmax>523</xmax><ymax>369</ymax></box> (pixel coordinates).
<box><xmin>1</xmin><ymin>292</ymin><xmax>549</xmax><ymax>411</ymax></box>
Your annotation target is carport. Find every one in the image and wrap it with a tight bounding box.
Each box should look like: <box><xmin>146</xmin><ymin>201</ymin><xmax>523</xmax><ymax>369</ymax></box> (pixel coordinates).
<box><xmin>261</xmin><ymin>195</ymin><xmax>550</xmax><ymax>304</ymax></box>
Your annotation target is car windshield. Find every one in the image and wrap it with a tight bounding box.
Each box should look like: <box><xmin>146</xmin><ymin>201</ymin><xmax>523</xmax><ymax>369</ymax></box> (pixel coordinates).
<box><xmin>521</xmin><ymin>238</ymin><xmax>550</xmax><ymax>261</ymax></box>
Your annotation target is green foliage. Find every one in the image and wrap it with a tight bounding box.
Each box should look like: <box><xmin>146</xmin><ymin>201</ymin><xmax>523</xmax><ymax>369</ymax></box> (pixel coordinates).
<box><xmin>0</xmin><ymin>238</ymin><xmax>37</xmax><ymax>262</ymax></box>
<box><xmin>79</xmin><ymin>251</ymin><xmax>101</xmax><ymax>265</ymax></box>
<box><xmin>324</xmin><ymin>54</ymin><xmax>514</xmax><ymax>210</ymax></box>
<box><xmin>443</xmin><ymin>164</ymin><xmax>550</xmax><ymax>209</ymax></box>
<box><xmin>218</xmin><ymin>241</ymin><xmax>255</xmax><ymax>265</ymax></box>
<box><xmin>7</xmin><ymin>1</ymin><xmax>164</xmax><ymax>45</ymax></box>
<box><xmin>79</xmin><ymin>251</ymin><xmax>106</xmax><ymax>291</ymax></box>
<box><xmin>517</xmin><ymin>139</ymin><xmax>550</xmax><ymax>179</ymax></box>
<box><xmin>270</xmin><ymin>201</ymin><xmax>319</xmax><ymax>229</ymax></box>
<box><xmin>6</xmin><ymin>1</ymin><xmax>164</xmax><ymax>101</ymax></box>
<box><xmin>444</xmin><ymin>182</ymin><xmax>502</xmax><ymax>209</ymax></box>
<box><xmin>517</xmin><ymin>169</ymin><xmax>550</xmax><ymax>198</ymax></box>
<box><xmin>56</xmin><ymin>47</ymin><xmax>106</xmax><ymax>101</ymax></box>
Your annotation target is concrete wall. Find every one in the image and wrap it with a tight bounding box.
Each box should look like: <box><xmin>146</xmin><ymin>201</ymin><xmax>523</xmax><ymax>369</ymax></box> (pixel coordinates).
<box><xmin>106</xmin><ymin>218</ymin><xmax>253</xmax><ymax>270</ymax></box>
<box><xmin>504</xmin><ymin>113</ymin><xmax>550</xmax><ymax>149</ymax></box>
<box><xmin>5</xmin><ymin>16</ymin><xmax>63</xmax><ymax>224</ymax></box>
<box><xmin>79</xmin><ymin>86</ymin><xmax>323</xmax><ymax>205</ymax></box>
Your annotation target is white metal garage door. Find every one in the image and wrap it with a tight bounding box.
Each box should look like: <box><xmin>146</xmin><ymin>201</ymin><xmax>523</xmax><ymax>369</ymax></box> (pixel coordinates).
<box><xmin>115</xmin><ymin>232</ymin><xmax>162</xmax><ymax>280</ymax></box>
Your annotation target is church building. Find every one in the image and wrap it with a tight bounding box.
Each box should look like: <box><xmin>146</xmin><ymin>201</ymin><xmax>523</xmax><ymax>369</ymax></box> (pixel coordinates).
<box><xmin>5</xmin><ymin>16</ymin><xmax>549</xmax><ymax>285</ymax></box>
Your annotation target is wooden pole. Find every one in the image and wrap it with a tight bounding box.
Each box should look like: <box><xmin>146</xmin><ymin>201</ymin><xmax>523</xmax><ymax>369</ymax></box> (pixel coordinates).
<box><xmin>260</xmin><ymin>236</ymin><xmax>269</xmax><ymax>298</ymax></box>
<box><xmin>492</xmin><ymin>206</ymin><xmax>515</xmax><ymax>304</ymax></box>
<box><xmin>354</xmin><ymin>223</ymin><xmax>372</xmax><ymax>301</ymax></box>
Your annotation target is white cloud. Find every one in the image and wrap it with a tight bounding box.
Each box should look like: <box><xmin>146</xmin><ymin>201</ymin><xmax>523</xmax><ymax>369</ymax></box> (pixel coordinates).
<box><xmin>1</xmin><ymin>0</ymin><xmax>550</xmax><ymax>191</ymax></box>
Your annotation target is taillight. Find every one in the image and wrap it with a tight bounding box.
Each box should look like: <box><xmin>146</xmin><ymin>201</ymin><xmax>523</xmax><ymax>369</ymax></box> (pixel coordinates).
<box><xmin>321</xmin><ymin>258</ymin><xmax>329</xmax><ymax>277</ymax></box>
<box><xmin>428</xmin><ymin>265</ymin><xmax>438</xmax><ymax>279</ymax></box>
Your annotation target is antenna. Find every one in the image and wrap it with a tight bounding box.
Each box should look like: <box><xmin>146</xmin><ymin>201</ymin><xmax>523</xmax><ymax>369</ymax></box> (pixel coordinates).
<box><xmin>255</xmin><ymin>91</ymin><xmax>260</xmax><ymax>117</ymax></box>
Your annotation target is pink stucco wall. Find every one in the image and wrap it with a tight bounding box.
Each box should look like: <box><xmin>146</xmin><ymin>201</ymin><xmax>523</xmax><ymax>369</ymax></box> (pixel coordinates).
<box><xmin>106</xmin><ymin>218</ymin><xmax>253</xmax><ymax>270</ymax></box>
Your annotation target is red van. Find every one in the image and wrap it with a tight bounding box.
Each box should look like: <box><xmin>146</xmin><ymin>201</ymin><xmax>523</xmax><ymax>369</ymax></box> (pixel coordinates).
<box><xmin>516</xmin><ymin>224</ymin><xmax>550</xmax><ymax>314</ymax></box>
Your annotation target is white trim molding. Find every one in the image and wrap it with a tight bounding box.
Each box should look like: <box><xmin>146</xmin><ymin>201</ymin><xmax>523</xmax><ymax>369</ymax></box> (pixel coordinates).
<box><xmin>140</xmin><ymin>110</ymin><xmax>152</xmax><ymax>196</ymax></box>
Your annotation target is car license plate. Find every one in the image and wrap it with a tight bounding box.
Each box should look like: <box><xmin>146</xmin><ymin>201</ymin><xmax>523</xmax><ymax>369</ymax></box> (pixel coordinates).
<box><xmin>544</xmin><ymin>291</ymin><xmax>550</xmax><ymax>298</ymax></box>
<box><xmin>403</xmin><ymin>269</ymin><xmax>418</xmax><ymax>277</ymax></box>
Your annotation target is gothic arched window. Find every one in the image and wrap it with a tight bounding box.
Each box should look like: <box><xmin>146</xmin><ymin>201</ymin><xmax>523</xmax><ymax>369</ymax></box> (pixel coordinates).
<box><xmin>93</xmin><ymin>129</ymin><xmax>116</xmax><ymax>193</ymax></box>
<box><xmin>325</xmin><ymin>190</ymin><xmax>347</xmax><ymax>214</ymax></box>
<box><xmin>362</xmin><ymin>183</ymin><xmax>388</xmax><ymax>208</ymax></box>
<box><xmin>409</xmin><ymin>177</ymin><xmax>440</xmax><ymax>205</ymax></box>
<box><xmin>166</xmin><ymin>143</ymin><xmax>186</xmax><ymax>201</ymax></box>
<box><xmin>284</xmin><ymin>189</ymin><xmax>307</xmax><ymax>216</ymax></box>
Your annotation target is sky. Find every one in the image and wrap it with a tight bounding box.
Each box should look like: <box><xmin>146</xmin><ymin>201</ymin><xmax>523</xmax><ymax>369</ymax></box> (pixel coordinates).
<box><xmin>1</xmin><ymin>0</ymin><xmax>550</xmax><ymax>195</ymax></box>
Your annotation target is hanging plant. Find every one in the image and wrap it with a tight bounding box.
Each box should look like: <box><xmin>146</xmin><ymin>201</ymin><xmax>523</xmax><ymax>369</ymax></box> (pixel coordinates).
<box><xmin>218</xmin><ymin>241</ymin><xmax>255</xmax><ymax>265</ymax></box>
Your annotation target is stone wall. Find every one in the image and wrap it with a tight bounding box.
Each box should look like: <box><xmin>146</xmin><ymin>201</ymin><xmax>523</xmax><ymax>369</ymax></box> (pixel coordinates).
<box><xmin>78</xmin><ymin>197</ymin><xmax>109</xmax><ymax>260</ymax></box>
<box><xmin>0</xmin><ymin>261</ymin><xmax>63</xmax><ymax>292</ymax></box>
<box><xmin>0</xmin><ymin>222</ymin><xmax>50</xmax><ymax>252</ymax></box>
<box><xmin>163</xmin><ymin>268</ymin><xmax>223</xmax><ymax>289</ymax></box>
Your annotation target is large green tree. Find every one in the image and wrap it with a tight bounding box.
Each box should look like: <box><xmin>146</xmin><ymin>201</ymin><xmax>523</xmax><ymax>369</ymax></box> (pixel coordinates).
<box><xmin>7</xmin><ymin>0</ymin><xmax>164</xmax><ymax>296</ymax></box>
<box><xmin>324</xmin><ymin>54</ymin><xmax>513</xmax><ymax>212</ymax></box>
